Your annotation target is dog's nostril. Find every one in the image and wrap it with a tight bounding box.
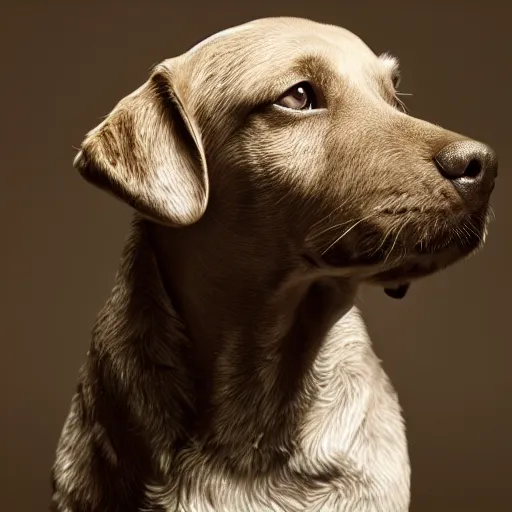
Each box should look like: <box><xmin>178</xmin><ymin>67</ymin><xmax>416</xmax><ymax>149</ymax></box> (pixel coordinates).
<box><xmin>464</xmin><ymin>159</ymin><xmax>482</xmax><ymax>178</ymax></box>
<box><xmin>434</xmin><ymin>140</ymin><xmax>497</xmax><ymax>183</ymax></box>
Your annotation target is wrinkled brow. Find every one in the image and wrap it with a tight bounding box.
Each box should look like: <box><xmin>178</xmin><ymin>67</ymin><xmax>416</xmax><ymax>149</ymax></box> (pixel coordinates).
<box><xmin>289</xmin><ymin>53</ymin><xmax>339</xmax><ymax>91</ymax></box>
<box><xmin>223</xmin><ymin>52</ymin><xmax>340</xmax><ymax>110</ymax></box>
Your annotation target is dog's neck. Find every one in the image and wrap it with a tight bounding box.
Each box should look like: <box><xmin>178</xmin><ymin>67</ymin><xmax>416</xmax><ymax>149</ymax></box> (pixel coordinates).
<box><xmin>99</xmin><ymin>216</ymin><xmax>379</xmax><ymax>469</ymax></box>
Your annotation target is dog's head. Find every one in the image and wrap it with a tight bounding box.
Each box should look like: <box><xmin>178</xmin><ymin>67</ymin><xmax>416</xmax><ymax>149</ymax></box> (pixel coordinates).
<box><xmin>74</xmin><ymin>17</ymin><xmax>497</xmax><ymax>297</ymax></box>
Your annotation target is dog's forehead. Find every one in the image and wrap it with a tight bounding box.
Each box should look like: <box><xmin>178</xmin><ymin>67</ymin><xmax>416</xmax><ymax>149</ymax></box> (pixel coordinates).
<box><xmin>189</xmin><ymin>18</ymin><xmax>364</xmax><ymax>49</ymax></box>
<box><xmin>168</xmin><ymin>17</ymin><xmax>389</xmax><ymax>117</ymax></box>
<box><xmin>187</xmin><ymin>18</ymin><xmax>376</xmax><ymax>64</ymax></box>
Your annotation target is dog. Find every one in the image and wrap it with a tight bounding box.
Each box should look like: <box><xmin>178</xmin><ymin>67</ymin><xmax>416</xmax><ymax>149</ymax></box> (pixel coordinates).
<box><xmin>51</xmin><ymin>17</ymin><xmax>498</xmax><ymax>512</ymax></box>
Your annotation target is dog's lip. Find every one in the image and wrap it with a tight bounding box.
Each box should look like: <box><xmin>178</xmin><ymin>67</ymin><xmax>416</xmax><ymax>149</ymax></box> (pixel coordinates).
<box><xmin>307</xmin><ymin>206</ymin><xmax>490</xmax><ymax>276</ymax></box>
<box><xmin>303</xmin><ymin>241</ymin><xmax>473</xmax><ymax>284</ymax></box>
<box><xmin>303</xmin><ymin>205</ymin><xmax>491</xmax><ymax>285</ymax></box>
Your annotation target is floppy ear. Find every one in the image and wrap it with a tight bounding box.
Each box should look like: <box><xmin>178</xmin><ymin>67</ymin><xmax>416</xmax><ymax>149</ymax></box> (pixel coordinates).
<box><xmin>73</xmin><ymin>62</ymin><xmax>208</xmax><ymax>226</ymax></box>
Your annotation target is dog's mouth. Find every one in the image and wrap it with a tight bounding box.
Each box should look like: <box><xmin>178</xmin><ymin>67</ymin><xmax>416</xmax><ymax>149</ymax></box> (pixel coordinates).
<box><xmin>307</xmin><ymin>207</ymin><xmax>492</xmax><ymax>299</ymax></box>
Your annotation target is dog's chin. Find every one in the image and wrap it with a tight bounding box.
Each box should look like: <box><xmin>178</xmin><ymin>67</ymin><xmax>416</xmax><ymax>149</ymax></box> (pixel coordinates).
<box><xmin>370</xmin><ymin>245</ymin><xmax>473</xmax><ymax>286</ymax></box>
<box><xmin>315</xmin><ymin>213</ymin><xmax>490</xmax><ymax>299</ymax></box>
<box><xmin>373</xmin><ymin>216</ymin><xmax>489</xmax><ymax>289</ymax></box>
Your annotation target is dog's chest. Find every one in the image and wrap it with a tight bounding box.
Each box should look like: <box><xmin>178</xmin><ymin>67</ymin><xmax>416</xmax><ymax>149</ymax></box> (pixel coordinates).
<box><xmin>147</xmin><ymin>396</ymin><xmax>409</xmax><ymax>512</ymax></box>
<box><xmin>147</xmin><ymin>311</ymin><xmax>410</xmax><ymax>512</ymax></box>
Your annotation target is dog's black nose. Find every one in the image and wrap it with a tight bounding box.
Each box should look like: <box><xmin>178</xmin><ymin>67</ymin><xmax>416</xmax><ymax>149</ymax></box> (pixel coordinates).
<box><xmin>434</xmin><ymin>140</ymin><xmax>498</xmax><ymax>202</ymax></box>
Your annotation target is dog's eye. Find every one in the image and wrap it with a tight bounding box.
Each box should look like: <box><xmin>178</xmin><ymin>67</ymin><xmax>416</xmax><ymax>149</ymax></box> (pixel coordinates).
<box><xmin>275</xmin><ymin>82</ymin><xmax>317</xmax><ymax>110</ymax></box>
<box><xmin>391</xmin><ymin>69</ymin><xmax>401</xmax><ymax>90</ymax></box>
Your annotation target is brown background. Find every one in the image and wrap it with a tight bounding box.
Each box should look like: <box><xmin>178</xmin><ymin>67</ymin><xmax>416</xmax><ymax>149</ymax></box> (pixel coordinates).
<box><xmin>2</xmin><ymin>1</ymin><xmax>511</xmax><ymax>511</ymax></box>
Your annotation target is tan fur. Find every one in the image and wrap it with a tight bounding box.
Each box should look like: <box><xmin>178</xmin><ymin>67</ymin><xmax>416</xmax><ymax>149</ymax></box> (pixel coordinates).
<box><xmin>52</xmin><ymin>17</ymin><xmax>497</xmax><ymax>512</ymax></box>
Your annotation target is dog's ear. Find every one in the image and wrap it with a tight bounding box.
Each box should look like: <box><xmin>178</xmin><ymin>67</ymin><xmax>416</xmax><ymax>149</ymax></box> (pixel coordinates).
<box><xmin>73</xmin><ymin>62</ymin><xmax>208</xmax><ymax>226</ymax></box>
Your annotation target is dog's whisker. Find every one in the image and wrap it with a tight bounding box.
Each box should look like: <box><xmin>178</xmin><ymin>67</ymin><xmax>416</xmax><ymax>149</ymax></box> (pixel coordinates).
<box><xmin>309</xmin><ymin>218</ymin><xmax>360</xmax><ymax>242</ymax></box>
<box><xmin>464</xmin><ymin>217</ymin><xmax>484</xmax><ymax>242</ymax></box>
<box><xmin>311</xmin><ymin>201</ymin><xmax>395</xmax><ymax>246</ymax></box>
<box><xmin>454</xmin><ymin>226</ymin><xmax>465</xmax><ymax>246</ymax></box>
<box><xmin>321</xmin><ymin>214</ymin><xmax>375</xmax><ymax>255</ymax></box>
<box><xmin>384</xmin><ymin>221</ymin><xmax>408</xmax><ymax>265</ymax></box>
<box><xmin>462</xmin><ymin>224</ymin><xmax>474</xmax><ymax>242</ymax></box>
<box><xmin>308</xmin><ymin>198</ymin><xmax>351</xmax><ymax>232</ymax></box>
<box><xmin>368</xmin><ymin>223</ymin><xmax>394</xmax><ymax>258</ymax></box>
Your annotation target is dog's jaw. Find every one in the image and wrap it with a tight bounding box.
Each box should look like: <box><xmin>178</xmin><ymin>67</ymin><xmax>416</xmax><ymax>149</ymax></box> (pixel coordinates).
<box><xmin>306</xmin><ymin>205</ymin><xmax>494</xmax><ymax>300</ymax></box>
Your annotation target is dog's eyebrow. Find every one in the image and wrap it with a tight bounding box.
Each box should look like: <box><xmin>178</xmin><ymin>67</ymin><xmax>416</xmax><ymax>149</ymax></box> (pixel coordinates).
<box><xmin>290</xmin><ymin>53</ymin><xmax>338</xmax><ymax>90</ymax></box>
<box><xmin>378</xmin><ymin>53</ymin><xmax>401</xmax><ymax>81</ymax></box>
<box><xmin>378</xmin><ymin>52</ymin><xmax>399</xmax><ymax>69</ymax></box>
<box><xmin>235</xmin><ymin>52</ymin><xmax>338</xmax><ymax>109</ymax></box>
